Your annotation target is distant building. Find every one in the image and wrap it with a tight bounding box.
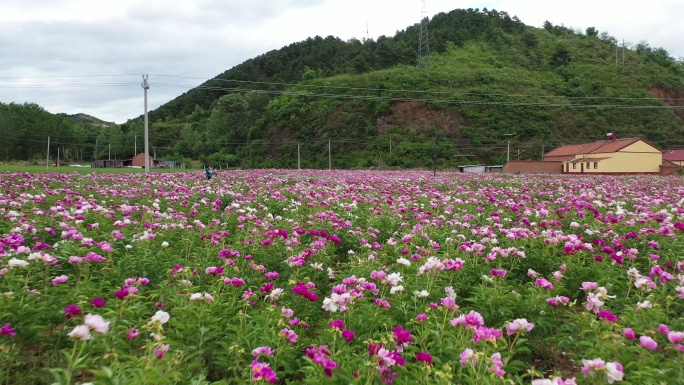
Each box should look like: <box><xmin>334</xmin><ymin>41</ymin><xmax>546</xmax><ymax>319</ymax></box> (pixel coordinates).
<box><xmin>663</xmin><ymin>148</ymin><xmax>684</xmax><ymax>167</ymax></box>
<box><xmin>122</xmin><ymin>153</ymin><xmax>160</xmax><ymax>168</ymax></box>
<box><xmin>544</xmin><ymin>136</ymin><xmax>663</xmax><ymax>174</ymax></box>
<box><xmin>91</xmin><ymin>159</ymin><xmax>123</xmax><ymax>168</ymax></box>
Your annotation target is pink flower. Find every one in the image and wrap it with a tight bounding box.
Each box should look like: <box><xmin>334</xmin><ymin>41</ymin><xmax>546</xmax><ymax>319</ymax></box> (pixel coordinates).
<box><xmin>581</xmin><ymin>358</ymin><xmax>605</xmax><ymax>376</ymax></box>
<box><xmin>52</xmin><ymin>275</ymin><xmax>69</xmax><ymax>285</ymax></box>
<box><xmin>668</xmin><ymin>331</ymin><xmax>684</xmax><ymax>344</ymax></box>
<box><xmin>490</xmin><ymin>269</ymin><xmax>507</xmax><ymax>277</ymax></box>
<box><xmin>506</xmin><ymin>318</ymin><xmax>535</xmax><ymax>335</ymax></box>
<box><xmin>416</xmin><ymin>313</ymin><xmax>427</xmax><ymax>322</ymax></box>
<box><xmin>0</xmin><ymin>323</ymin><xmax>16</xmax><ymax>337</ymax></box>
<box><xmin>490</xmin><ymin>352</ymin><xmax>505</xmax><ymax>376</ymax></box>
<box><xmin>460</xmin><ymin>348</ymin><xmax>475</xmax><ymax>366</ymax></box>
<box><xmin>640</xmin><ymin>336</ymin><xmax>658</xmax><ymax>350</ymax></box>
<box><xmin>252</xmin><ymin>346</ymin><xmax>275</xmax><ymax>356</ymax></box>
<box><xmin>581</xmin><ymin>282</ymin><xmax>598</xmax><ymax>291</ymax></box>
<box><xmin>535</xmin><ymin>278</ymin><xmax>554</xmax><ymax>290</ymax></box>
<box><xmin>84</xmin><ymin>314</ymin><xmax>110</xmax><ymax>334</ymax></box>
<box><xmin>280</xmin><ymin>328</ymin><xmax>298</xmax><ymax>344</ymax></box>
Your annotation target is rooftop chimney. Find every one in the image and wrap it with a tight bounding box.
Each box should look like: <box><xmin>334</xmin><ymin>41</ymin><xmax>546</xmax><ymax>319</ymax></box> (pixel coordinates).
<box><xmin>606</xmin><ymin>133</ymin><xmax>617</xmax><ymax>141</ymax></box>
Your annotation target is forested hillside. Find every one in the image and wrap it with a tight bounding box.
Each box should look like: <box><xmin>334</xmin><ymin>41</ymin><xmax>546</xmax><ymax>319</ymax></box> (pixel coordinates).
<box><xmin>3</xmin><ymin>8</ymin><xmax>684</xmax><ymax>168</ymax></box>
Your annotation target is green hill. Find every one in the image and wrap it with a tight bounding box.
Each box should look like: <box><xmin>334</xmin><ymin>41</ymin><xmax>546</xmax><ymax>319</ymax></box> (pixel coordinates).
<box><xmin>3</xmin><ymin>8</ymin><xmax>683</xmax><ymax>167</ymax></box>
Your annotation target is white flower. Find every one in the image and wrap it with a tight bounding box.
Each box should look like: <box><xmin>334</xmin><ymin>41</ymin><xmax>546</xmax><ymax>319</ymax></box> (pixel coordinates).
<box><xmin>414</xmin><ymin>290</ymin><xmax>429</xmax><ymax>298</ymax></box>
<box><xmin>8</xmin><ymin>258</ymin><xmax>29</xmax><ymax>268</ymax></box>
<box><xmin>161</xmin><ymin>241</ymin><xmax>169</xmax><ymax>247</ymax></box>
<box><xmin>322</xmin><ymin>294</ymin><xmax>340</xmax><ymax>312</ymax></box>
<box><xmin>396</xmin><ymin>258</ymin><xmax>411</xmax><ymax>267</ymax></box>
<box><xmin>67</xmin><ymin>325</ymin><xmax>92</xmax><ymax>340</ymax></box>
<box><xmin>390</xmin><ymin>285</ymin><xmax>404</xmax><ymax>295</ymax></box>
<box><xmin>189</xmin><ymin>293</ymin><xmax>203</xmax><ymax>301</ymax></box>
<box><xmin>606</xmin><ymin>362</ymin><xmax>624</xmax><ymax>383</ymax></box>
<box><xmin>148</xmin><ymin>310</ymin><xmax>170</xmax><ymax>325</ymax></box>
<box><xmin>385</xmin><ymin>272</ymin><xmax>403</xmax><ymax>286</ymax></box>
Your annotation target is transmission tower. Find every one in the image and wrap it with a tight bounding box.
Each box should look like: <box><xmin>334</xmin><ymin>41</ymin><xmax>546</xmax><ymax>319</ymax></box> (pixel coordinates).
<box><xmin>417</xmin><ymin>0</ymin><xmax>430</xmax><ymax>67</ymax></box>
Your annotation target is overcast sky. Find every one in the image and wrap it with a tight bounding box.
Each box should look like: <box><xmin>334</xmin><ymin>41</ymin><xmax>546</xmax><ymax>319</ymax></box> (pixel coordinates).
<box><xmin>1</xmin><ymin>0</ymin><xmax>683</xmax><ymax>124</ymax></box>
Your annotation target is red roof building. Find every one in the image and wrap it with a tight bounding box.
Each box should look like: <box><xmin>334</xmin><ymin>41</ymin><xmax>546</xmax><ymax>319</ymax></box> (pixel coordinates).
<box><xmin>663</xmin><ymin>148</ymin><xmax>684</xmax><ymax>166</ymax></box>
<box><xmin>544</xmin><ymin>137</ymin><xmax>663</xmax><ymax>174</ymax></box>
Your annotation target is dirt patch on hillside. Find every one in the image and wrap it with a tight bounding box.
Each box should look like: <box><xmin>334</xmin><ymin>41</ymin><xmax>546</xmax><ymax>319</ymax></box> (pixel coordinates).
<box><xmin>377</xmin><ymin>101</ymin><xmax>465</xmax><ymax>137</ymax></box>
<box><xmin>649</xmin><ymin>86</ymin><xmax>684</xmax><ymax>122</ymax></box>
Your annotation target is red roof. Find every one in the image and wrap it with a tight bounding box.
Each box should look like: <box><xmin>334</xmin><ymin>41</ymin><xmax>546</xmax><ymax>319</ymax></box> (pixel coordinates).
<box><xmin>663</xmin><ymin>148</ymin><xmax>684</xmax><ymax>161</ymax></box>
<box><xmin>545</xmin><ymin>138</ymin><xmax>659</xmax><ymax>157</ymax></box>
<box><xmin>568</xmin><ymin>157</ymin><xmax>612</xmax><ymax>163</ymax></box>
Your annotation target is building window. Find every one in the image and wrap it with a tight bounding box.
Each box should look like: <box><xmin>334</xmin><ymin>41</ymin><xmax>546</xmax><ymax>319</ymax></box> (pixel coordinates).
<box><xmin>572</xmin><ymin>163</ymin><xmax>576</xmax><ymax>169</ymax></box>
<box><xmin>586</xmin><ymin>162</ymin><xmax>590</xmax><ymax>169</ymax></box>
<box><xmin>594</xmin><ymin>162</ymin><xmax>598</xmax><ymax>169</ymax></box>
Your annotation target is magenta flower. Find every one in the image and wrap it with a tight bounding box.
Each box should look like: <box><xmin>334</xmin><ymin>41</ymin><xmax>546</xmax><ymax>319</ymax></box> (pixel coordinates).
<box><xmin>534</xmin><ymin>278</ymin><xmax>554</xmax><ymax>290</ymax></box>
<box><xmin>89</xmin><ymin>297</ymin><xmax>106</xmax><ymax>308</ymax></box>
<box><xmin>342</xmin><ymin>329</ymin><xmax>355</xmax><ymax>343</ymax></box>
<box><xmin>329</xmin><ymin>319</ymin><xmax>344</xmax><ymax>330</ymax></box>
<box><xmin>490</xmin><ymin>269</ymin><xmax>507</xmax><ymax>277</ymax></box>
<box><xmin>623</xmin><ymin>328</ymin><xmax>635</xmax><ymax>340</ymax></box>
<box><xmin>598</xmin><ymin>310</ymin><xmax>617</xmax><ymax>323</ymax></box>
<box><xmin>126</xmin><ymin>328</ymin><xmax>139</xmax><ymax>339</ymax></box>
<box><xmin>52</xmin><ymin>275</ymin><xmax>69</xmax><ymax>285</ymax></box>
<box><xmin>251</xmin><ymin>360</ymin><xmax>278</xmax><ymax>383</ymax></box>
<box><xmin>393</xmin><ymin>325</ymin><xmax>413</xmax><ymax>350</ymax></box>
<box><xmin>64</xmin><ymin>304</ymin><xmax>82</xmax><ymax>319</ymax></box>
<box><xmin>154</xmin><ymin>344</ymin><xmax>170</xmax><ymax>358</ymax></box>
<box><xmin>416</xmin><ymin>352</ymin><xmax>432</xmax><ymax>365</ymax></box>
<box><xmin>0</xmin><ymin>323</ymin><xmax>16</xmax><ymax>337</ymax></box>
<box><xmin>640</xmin><ymin>336</ymin><xmax>658</xmax><ymax>350</ymax></box>
<box><xmin>416</xmin><ymin>313</ymin><xmax>427</xmax><ymax>322</ymax></box>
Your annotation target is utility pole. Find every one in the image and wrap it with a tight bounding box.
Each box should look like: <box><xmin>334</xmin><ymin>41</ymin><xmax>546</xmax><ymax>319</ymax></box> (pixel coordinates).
<box><xmin>95</xmin><ymin>137</ymin><xmax>98</xmax><ymax>160</ymax></box>
<box><xmin>389</xmin><ymin>134</ymin><xmax>392</xmax><ymax>156</ymax></box>
<box><xmin>109</xmin><ymin>144</ymin><xmax>111</xmax><ymax>160</ymax></box>
<box><xmin>328</xmin><ymin>139</ymin><xmax>331</xmax><ymax>170</ymax></box>
<box><xmin>298</xmin><ymin>142</ymin><xmax>301</xmax><ymax>170</ymax></box>
<box><xmin>46</xmin><ymin>136</ymin><xmax>50</xmax><ymax>170</ymax></box>
<box><xmin>417</xmin><ymin>0</ymin><xmax>430</xmax><ymax>67</ymax></box>
<box><xmin>135</xmin><ymin>133</ymin><xmax>137</xmax><ymax>155</ymax></box>
<box><xmin>142</xmin><ymin>75</ymin><xmax>150</xmax><ymax>173</ymax></box>
<box><xmin>622</xmin><ymin>39</ymin><xmax>625</xmax><ymax>66</ymax></box>
<box><xmin>504</xmin><ymin>133</ymin><xmax>515</xmax><ymax>162</ymax></box>
<box><xmin>541</xmin><ymin>145</ymin><xmax>545</xmax><ymax>161</ymax></box>
<box><xmin>57</xmin><ymin>147</ymin><xmax>60</xmax><ymax>167</ymax></box>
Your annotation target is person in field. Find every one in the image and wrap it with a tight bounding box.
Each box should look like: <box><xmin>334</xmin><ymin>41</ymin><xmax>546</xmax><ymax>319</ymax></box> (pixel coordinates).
<box><xmin>205</xmin><ymin>165</ymin><xmax>212</xmax><ymax>180</ymax></box>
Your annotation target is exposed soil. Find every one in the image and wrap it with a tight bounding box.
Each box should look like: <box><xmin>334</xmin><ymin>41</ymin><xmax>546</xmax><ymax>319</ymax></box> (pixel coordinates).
<box><xmin>649</xmin><ymin>86</ymin><xmax>684</xmax><ymax>123</ymax></box>
<box><xmin>376</xmin><ymin>101</ymin><xmax>465</xmax><ymax>138</ymax></box>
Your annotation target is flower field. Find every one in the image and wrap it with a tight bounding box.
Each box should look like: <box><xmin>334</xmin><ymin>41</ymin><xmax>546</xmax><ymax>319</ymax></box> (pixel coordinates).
<box><xmin>1</xmin><ymin>170</ymin><xmax>683</xmax><ymax>385</ymax></box>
